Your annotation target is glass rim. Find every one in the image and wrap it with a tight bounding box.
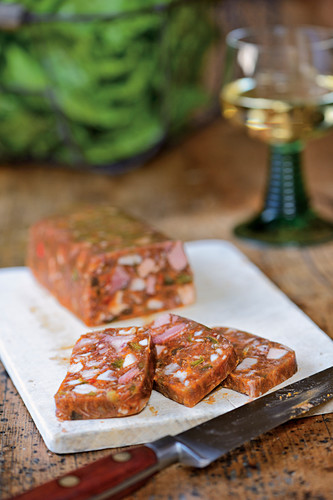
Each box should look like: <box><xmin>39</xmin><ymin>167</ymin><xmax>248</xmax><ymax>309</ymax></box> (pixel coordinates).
<box><xmin>226</xmin><ymin>25</ymin><xmax>333</xmax><ymax>50</ymax></box>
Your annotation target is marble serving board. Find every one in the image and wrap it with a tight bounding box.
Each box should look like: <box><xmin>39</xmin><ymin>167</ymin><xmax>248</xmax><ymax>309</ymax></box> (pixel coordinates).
<box><xmin>0</xmin><ymin>240</ymin><xmax>332</xmax><ymax>454</ymax></box>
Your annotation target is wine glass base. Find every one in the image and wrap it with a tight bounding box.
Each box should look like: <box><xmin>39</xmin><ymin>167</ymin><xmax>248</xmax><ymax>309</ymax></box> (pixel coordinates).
<box><xmin>234</xmin><ymin>212</ymin><xmax>333</xmax><ymax>246</ymax></box>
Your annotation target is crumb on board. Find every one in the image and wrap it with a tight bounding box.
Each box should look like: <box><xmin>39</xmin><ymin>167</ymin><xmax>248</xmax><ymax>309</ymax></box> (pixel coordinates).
<box><xmin>148</xmin><ymin>406</ymin><xmax>158</xmax><ymax>416</ymax></box>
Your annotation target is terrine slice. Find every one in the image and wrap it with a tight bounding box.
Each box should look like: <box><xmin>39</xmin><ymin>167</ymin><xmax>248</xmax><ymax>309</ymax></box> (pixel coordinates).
<box><xmin>54</xmin><ymin>326</ymin><xmax>154</xmax><ymax>420</ymax></box>
<box><xmin>149</xmin><ymin>314</ymin><xmax>238</xmax><ymax>407</ymax></box>
<box><xmin>215</xmin><ymin>327</ymin><xmax>297</xmax><ymax>397</ymax></box>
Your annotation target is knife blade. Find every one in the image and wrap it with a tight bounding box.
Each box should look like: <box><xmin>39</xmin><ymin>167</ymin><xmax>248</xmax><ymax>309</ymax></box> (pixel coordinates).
<box><xmin>12</xmin><ymin>366</ymin><xmax>333</xmax><ymax>500</ymax></box>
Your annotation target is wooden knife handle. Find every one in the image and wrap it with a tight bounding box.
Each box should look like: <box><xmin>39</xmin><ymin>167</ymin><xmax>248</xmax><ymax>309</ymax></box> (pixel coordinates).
<box><xmin>12</xmin><ymin>446</ymin><xmax>159</xmax><ymax>500</ymax></box>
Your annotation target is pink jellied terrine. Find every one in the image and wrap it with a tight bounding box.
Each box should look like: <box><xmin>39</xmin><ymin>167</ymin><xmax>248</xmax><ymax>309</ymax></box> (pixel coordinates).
<box><xmin>27</xmin><ymin>206</ymin><xmax>195</xmax><ymax>326</ymax></box>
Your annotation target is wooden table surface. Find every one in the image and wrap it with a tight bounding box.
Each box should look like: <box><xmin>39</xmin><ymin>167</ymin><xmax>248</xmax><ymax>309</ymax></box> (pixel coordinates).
<box><xmin>1</xmin><ymin>119</ymin><xmax>333</xmax><ymax>499</ymax></box>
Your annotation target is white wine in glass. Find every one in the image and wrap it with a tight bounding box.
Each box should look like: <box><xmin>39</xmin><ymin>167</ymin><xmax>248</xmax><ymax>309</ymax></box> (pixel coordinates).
<box><xmin>220</xmin><ymin>26</ymin><xmax>333</xmax><ymax>245</ymax></box>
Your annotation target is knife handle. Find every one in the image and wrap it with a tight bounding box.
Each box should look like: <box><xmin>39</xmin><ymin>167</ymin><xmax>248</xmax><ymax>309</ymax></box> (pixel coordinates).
<box><xmin>12</xmin><ymin>445</ymin><xmax>159</xmax><ymax>500</ymax></box>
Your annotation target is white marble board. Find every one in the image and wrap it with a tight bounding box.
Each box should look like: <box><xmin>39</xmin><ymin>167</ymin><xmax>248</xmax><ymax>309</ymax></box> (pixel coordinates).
<box><xmin>0</xmin><ymin>240</ymin><xmax>332</xmax><ymax>454</ymax></box>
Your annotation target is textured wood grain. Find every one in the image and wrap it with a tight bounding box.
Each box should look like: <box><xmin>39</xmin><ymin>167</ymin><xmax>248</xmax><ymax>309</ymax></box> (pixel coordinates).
<box><xmin>1</xmin><ymin>1</ymin><xmax>333</xmax><ymax>495</ymax></box>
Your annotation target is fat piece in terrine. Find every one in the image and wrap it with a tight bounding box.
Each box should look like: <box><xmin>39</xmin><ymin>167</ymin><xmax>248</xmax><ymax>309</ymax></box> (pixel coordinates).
<box><xmin>55</xmin><ymin>326</ymin><xmax>154</xmax><ymax>420</ymax></box>
<box><xmin>149</xmin><ymin>314</ymin><xmax>238</xmax><ymax>407</ymax></box>
<box><xmin>27</xmin><ymin>206</ymin><xmax>195</xmax><ymax>326</ymax></box>
<box><xmin>215</xmin><ymin>327</ymin><xmax>297</xmax><ymax>397</ymax></box>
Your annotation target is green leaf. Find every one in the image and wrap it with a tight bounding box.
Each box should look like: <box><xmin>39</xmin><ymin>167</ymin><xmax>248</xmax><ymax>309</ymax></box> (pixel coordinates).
<box><xmin>191</xmin><ymin>356</ymin><xmax>204</xmax><ymax>367</ymax></box>
<box><xmin>3</xmin><ymin>45</ymin><xmax>48</xmax><ymax>91</ymax></box>
<box><xmin>129</xmin><ymin>342</ymin><xmax>143</xmax><ymax>352</ymax></box>
<box><xmin>111</xmin><ymin>358</ymin><xmax>124</xmax><ymax>369</ymax></box>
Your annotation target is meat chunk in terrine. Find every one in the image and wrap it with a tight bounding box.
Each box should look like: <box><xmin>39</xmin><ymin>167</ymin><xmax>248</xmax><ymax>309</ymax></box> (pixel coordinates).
<box><xmin>27</xmin><ymin>206</ymin><xmax>195</xmax><ymax>326</ymax></box>
<box><xmin>148</xmin><ymin>314</ymin><xmax>238</xmax><ymax>407</ymax></box>
<box><xmin>215</xmin><ymin>327</ymin><xmax>297</xmax><ymax>398</ymax></box>
<box><xmin>54</xmin><ymin>326</ymin><xmax>154</xmax><ymax>420</ymax></box>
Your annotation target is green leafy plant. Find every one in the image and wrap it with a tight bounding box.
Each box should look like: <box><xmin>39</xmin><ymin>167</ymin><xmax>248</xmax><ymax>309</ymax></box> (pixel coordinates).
<box><xmin>0</xmin><ymin>0</ymin><xmax>219</xmax><ymax>169</ymax></box>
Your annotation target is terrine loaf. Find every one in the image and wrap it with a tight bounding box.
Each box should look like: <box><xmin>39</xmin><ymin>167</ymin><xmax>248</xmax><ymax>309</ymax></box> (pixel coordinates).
<box><xmin>55</xmin><ymin>326</ymin><xmax>155</xmax><ymax>420</ymax></box>
<box><xmin>27</xmin><ymin>206</ymin><xmax>195</xmax><ymax>325</ymax></box>
<box><xmin>149</xmin><ymin>314</ymin><xmax>238</xmax><ymax>407</ymax></box>
<box><xmin>215</xmin><ymin>327</ymin><xmax>297</xmax><ymax>397</ymax></box>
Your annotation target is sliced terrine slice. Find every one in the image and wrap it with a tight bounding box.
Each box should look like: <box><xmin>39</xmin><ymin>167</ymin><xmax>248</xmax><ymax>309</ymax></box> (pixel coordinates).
<box><xmin>54</xmin><ymin>326</ymin><xmax>154</xmax><ymax>420</ymax></box>
<box><xmin>215</xmin><ymin>327</ymin><xmax>297</xmax><ymax>397</ymax></box>
<box><xmin>149</xmin><ymin>314</ymin><xmax>238</xmax><ymax>407</ymax></box>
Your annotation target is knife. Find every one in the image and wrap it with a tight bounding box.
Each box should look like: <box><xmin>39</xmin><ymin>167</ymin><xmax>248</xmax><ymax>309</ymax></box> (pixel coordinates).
<box><xmin>12</xmin><ymin>366</ymin><xmax>333</xmax><ymax>500</ymax></box>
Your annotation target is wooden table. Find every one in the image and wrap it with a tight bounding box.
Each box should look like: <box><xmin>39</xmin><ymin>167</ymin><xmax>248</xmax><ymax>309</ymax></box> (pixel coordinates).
<box><xmin>1</xmin><ymin>119</ymin><xmax>333</xmax><ymax>499</ymax></box>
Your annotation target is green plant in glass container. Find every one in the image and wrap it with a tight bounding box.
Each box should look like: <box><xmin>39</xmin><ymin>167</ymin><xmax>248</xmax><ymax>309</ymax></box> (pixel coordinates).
<box><xmin>0</xmin><ymin>0</ymin><xmax>218</xmax><ymax>171</ymax></box>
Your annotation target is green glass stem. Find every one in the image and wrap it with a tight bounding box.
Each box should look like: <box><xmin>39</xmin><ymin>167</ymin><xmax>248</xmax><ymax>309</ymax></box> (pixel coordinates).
<box><xmin>234</xmin><ymin>141</ymin><xmax>333</xmax><ymax>245</ymax></box>
<box><xmin>262</xmin><ymin>141</ymin><xmax>309</xmax><ymax>223</ymax></box>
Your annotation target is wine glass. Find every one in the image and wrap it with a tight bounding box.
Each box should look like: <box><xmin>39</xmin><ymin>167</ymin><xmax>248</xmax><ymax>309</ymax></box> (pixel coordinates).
<box><xmin>220</xmin><ymin>26</ymin><xmax>333</xmax><ymax>245</ymax></box>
